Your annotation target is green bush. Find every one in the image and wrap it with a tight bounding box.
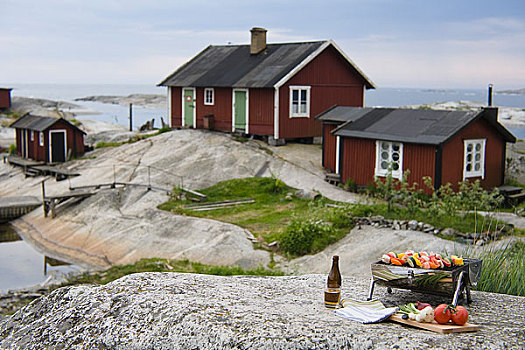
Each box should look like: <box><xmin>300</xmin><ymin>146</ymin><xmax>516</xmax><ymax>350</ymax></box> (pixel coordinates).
<box><xmin>324</xmin><ymin>206</ymin><xmax>352</xmax><ymax>229</ymax></box>
<box><xmin>280</xmin><ymin>218</ymin><xmax>337</xmax><ymax>255</ymax></box>
<box><xmin>343</xmin><ymin>178</ymin><xmax>357</xmax><ymax>192</ymax></box>
<box><xmin>8</xmin><ymin>144</ymin><xmax>16</xmax><ymax>155</ymax></box>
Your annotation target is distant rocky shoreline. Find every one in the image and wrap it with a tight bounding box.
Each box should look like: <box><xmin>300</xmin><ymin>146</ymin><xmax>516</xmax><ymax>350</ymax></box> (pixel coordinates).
<box><xmin>75</xmin><ymin>94</ymin><xmax>166</xmax><ymax>109</ymax></box>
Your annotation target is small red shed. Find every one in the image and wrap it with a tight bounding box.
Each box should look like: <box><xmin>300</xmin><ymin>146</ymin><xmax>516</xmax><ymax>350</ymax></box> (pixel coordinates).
<box><xmin>318</xmin><ymin>106</ymin><xmax>516</xmax><ymax>191</ymax></box>
<box><xmin>0</xmin><ymin>88</ymin><xmax>12</xmax><ymax>109</ymax></box>
<box><xmin>158</xmin><ymin>27</ymin><xmax>375</xmax><ymax>144</ymax></box>
<box><xmin>10</xmin><ymin>114</ymin><xmax>86</xmax><ymax>163</ymax></box>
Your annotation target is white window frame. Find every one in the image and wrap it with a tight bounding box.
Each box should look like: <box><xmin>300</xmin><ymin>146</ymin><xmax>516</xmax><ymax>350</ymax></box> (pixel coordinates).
<box><xmin>39</xmin><ymin>132</ymin><xmax>44</xmax><ymax>146</ymax></box>
<box><xmin>30</xmin><ymin>130</ymin><xmax>34</xmax><ymax>142</ymax></box>
<box><xmin>463</xmin><ymin>139</ymin><xmax>486</xmax><ymax>180</ymax></box>
<box><xmin>375</xmin><ymin>140</ymin><xmax>403</xmax><ymax>180</ymax></box>
<box><xmin>289</xmin><ymin>86</ymin><xmax>311</xmax><ymax>118</ymax></box>
<box><xmin>204</xmin><ymin>88</ymin><xmax>214</xmax><ymax>105</ymax></box>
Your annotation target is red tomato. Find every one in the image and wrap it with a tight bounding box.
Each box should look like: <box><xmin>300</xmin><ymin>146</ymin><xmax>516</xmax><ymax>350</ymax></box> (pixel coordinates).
<box><xmin>434</xmin><ymin>304</ymin><xmax>452</xmax><ymax>324</ymax></box>
<box><xmin>451</xmin><ymin>306</ymin><xmax>469</xmax><ymax>325</ymax></box>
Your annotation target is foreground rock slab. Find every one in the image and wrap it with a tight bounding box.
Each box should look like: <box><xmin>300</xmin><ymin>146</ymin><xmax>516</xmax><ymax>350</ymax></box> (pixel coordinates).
<box><xmin>1</xmin><ymin>273</ymin><xmax>523</xmax><ymax>349</ymax></box>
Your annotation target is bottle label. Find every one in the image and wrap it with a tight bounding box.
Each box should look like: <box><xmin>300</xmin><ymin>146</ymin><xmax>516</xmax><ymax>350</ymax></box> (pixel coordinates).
<box><xmin>324</xmin><ymin>288</ymin><xmax>341</xmax><ymax>308</ymax></box>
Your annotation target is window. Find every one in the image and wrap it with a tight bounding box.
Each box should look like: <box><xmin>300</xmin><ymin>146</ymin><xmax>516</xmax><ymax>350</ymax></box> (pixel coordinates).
<box><xmin>289</xmin><ymin>86</ymin><xmax>310</xmax><ymax>118</ymax></box>
<box><xmin>375</xmin><ymin>140</ymin><xmax>403</xmax><ymax>179</ymax></box>
<box><xmin>463</xmin><ymin>139</ymin><xmax>486</xmax><ymax>179</ymax></box>
<box><xmin>29</xmin><ymin>130</ymin><xmax>34</xmax><ymax>142</ymax></box>
<box><xmin>39</xmin><ymin>132</ymin><xmax>44</xmax><ymax>146</ymax></box>
<box><xmin>204</xmin><ymin>88</ymin><xmax>214</xmax><ymax>105</ymax></box>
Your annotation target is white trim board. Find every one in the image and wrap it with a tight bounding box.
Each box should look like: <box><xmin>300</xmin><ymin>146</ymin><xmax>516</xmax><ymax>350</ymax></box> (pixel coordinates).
<box><xmin>49</xmin><ymin>129</ymin><xmax>67</xmax><ymax>163</ymax></box>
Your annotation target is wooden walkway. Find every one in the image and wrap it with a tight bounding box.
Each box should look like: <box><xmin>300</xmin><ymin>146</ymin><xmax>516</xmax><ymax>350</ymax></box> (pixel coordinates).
<box><xmin>0</xmin><ymin>196</ymin><xmax>42</xmax><ymax>223</ymax></box>
<box><xmin>5</xmin><ymin>155</ymin><xmax>79</xmax><ymax>180</ymax></box>
<box><xmin>43</xmin><ymin>189</ymin><xmax>95</xmax><ymax>218</ymax></box>
<box><xmin>42</xmin><ymin>181</ymin><xmax>176</xmax><ymax>219</ymax></box>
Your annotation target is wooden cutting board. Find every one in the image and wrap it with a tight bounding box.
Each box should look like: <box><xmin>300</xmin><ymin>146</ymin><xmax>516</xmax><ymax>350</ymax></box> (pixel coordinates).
<box><xmin>389</xmin><ymin>314</ymin><xmax>479</xmax><ymax>334</ymax></box>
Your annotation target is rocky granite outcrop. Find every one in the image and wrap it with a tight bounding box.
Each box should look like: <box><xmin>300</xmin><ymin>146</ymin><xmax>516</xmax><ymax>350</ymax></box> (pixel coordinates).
<box><xmin>1</xmin><ymin>273</ymin><xmax>524</xmax><ymax>349</ymax></box>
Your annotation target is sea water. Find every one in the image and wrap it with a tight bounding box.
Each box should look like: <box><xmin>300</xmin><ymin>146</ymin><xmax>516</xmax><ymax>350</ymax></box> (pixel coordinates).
<box><xmin>9</xmin><ymin>83</ymin><xmax>167</xmax><ymax>130</ymax></box>
<box><xmin>0</xmin><ymin>224</ymin><xmax>80</xmax><ymax>292</ymax></box>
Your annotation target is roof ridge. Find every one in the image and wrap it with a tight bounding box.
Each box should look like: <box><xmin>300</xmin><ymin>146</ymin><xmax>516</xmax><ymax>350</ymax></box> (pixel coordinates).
<box><xmin>209</xmin><ymin>40</ymin><xmax>328</xmax><ymax>48</ymax></box>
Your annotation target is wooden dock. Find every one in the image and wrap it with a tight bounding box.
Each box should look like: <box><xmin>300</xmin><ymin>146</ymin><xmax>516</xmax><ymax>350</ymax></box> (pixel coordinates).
<box><xmin>6</xmin><ymin>155</ymin><xmax>79</xmax><ymax>180</ymax></box>
<box><xmin>0</xmin><ymin>196</ymin><xmax>42</xmax><ymax>223</ymax></box>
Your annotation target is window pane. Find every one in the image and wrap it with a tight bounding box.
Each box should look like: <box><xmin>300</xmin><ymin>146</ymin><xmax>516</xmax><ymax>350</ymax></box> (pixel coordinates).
<box><xmin>292</xmin><ymin>104</ymin><xmax>298</xmax><ymax>113</ymax></box>
<box><xmin>381</xmin><ymin>161</ymin><xmax>389</xmax><ymax>169</ymax></box>
<box><xmin>381</xmin><ymin>151</ymin><xmax>389</xmax><ymax>160</ymax></box>
<box><xmin>467</xmin><ymin>154</ymin><xmax>472</xmax><ymax>162</ymax></box>
<box><xmin>381</xmin><ymin>143</ymin><xmax>389</xmax><ymax>150</ymax></box>
<box><xmin>466</xmin><ymin>164</ymin><xmax>472</xmax><ymax>171</ymax></box>
<box><xmin>475</xmin><ymin>163</ymin><xmax>480</xmax><ymax>171</ymax></box>
<box><xmin>475</xmin><ymin>143</ymin><xmax>481</xmax><ymax>151</ymax></box>
<box><xmin>467</xmin><ymin>144</ymin><xmax>473</xmax><ymax>152</ymax></box>
<box><xmin>392</xmin><ymin>152</ymin><xmax>399</xmax><ymax>161</ymax></box>
<box><xmin>300</xmin><ymin>102</ymin><xmax>306</xmax><ymax>113</ymax></box>
<box><xmin>392</xmin><ymin>163</ymin><xmax>399</xmax><ymax>171</ymax></box>
<box><xmin>300</xmin><ymin>90</ymin><xmax>307</xmax><ymax>102</ymax></box>
<box><xmin>475</xmin><ymin>153</ymin><xmax>481</xmax><ymax>161</ymax></box>
<box><xmin>292</xmin><ymin>90</ymin><xmax>299</xmax><ymax>102</ymax></box>
<box><xmin>392</xmin><ymin>144</ymin><xmax>400</xmax><ymax>151</ymax></box>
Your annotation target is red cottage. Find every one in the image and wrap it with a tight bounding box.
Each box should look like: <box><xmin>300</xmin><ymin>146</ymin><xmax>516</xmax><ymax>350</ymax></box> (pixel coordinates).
<box><xmin>317</xmin><ymin>106</ymin><xmax>516</xmax><ymax>192</ymax></box>
<box><xmin>10</xmin><ymin>114</ymin><xmax>85</xmax><ymax>163</ymax></box>
<box><xmin>0</xmin><ymin>88</ymin><xmax>12</xmax><ymax>109</ymax></box>
<box><xmin>159</xmin><ymin>27</ymin><xmax>375</xmax><ymax>144</ymax></box>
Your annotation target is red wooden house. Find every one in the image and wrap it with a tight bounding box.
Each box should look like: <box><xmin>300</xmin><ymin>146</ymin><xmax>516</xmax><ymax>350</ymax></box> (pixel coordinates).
<box><xmin>10</xmin><ymin>114</ymin><xmax>85</xmax><ymax>163</ymax></box>
<box><xmin>159</xmin><ymin>27</ymin><xmax>375</xmax><ymax>144</ymax></box>
<box><xmin>317</xmin><ymin>106</ymin><xmax>516</xmax><ymax>191</ymax></box>
<box><xmin>0</xmin><ymin>88</ymin><xmax>12</xmax><ymax>109</ymax></box>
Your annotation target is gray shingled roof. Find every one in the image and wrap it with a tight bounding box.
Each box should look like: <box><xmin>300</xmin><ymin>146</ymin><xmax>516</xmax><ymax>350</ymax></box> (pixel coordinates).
<box><xmin>159</xmin><ymin>41</ymin><xmax>374</xmax><ymax>89</ymax></box>
<box><xmin>330</xmin><ymin>107</ymin><xmax>515</xmax><ymax>145</ymax></box>
<box><xmin>315</xmin><ymin>106</ymin><xmax>374</xmax><ymax>123</ymax></box>
<box><xmin>10</xmin><ymin>114</ymin><xmax>86</xmax><ymax>134</ymax></box>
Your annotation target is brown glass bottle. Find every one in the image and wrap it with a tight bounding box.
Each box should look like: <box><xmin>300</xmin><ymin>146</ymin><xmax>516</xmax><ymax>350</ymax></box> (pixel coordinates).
<box><xmin>324</xmin><ymin>255</ymin><xmax>341</xmax><ymax>308</ymax></box>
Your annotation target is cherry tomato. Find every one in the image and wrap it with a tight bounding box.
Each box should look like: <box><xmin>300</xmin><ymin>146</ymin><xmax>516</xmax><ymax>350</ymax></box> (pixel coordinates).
<box><xmin>451</xmin><ymin>306</ymin><xmax>469</xmax><ymax>325</ymax></box>
<box><xmin>434</xmin><ymin>304</ymin><xmax>452</xmax><ymax>324</ymax></box>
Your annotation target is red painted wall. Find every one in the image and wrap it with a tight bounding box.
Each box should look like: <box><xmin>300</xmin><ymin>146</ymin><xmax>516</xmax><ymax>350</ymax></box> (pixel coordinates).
<box><xmin>402</xmin><ymin>143</ymin><xmax>435</xmax><ymax>192</ymax></box>
<box><xmin>322</xmin><ymin>123</ymin><xmax>338</xmax><ymax>172</ymax></box>
<box><xmin>0</xmin><ymin>89</ymin><xmax>11</xmax><ymax>109</ymax></box>
<box><xmin>441</xmin><ymin>118</ymin><xmax>505</xmax><ymax>190</ymax></box>
<box><xmin>196</xmin><ymin>87</ymin><xmax>233</xmax><ymax>132</ymax></box>
<box><xmin>170</xmin><ymin>87</ymin><xmax>182</xmax><ymax>127</ymax></box>
<box><xmin>340</xmin><ymin>137</ymin><xmax>376</xmax><ymax>186</ymax></box>
<box><xmin>340</xmin><ymin>137</ymin><xmax>436</xmax><ymax>192</ymax></box>
<box><xmin>248</xmin><ymin>88</ymin><xmax>274</xmax><ymax>135</ymax></box>
<box><xmin>279</xmin><ymin>45</ymin><xmax>366</xmax><ymax>139</ymax></box>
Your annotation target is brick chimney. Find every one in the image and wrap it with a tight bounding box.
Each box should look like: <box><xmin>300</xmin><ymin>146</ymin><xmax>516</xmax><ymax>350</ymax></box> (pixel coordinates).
<box><xmin>250</xmin><ymin>27</ymin><xmax>267</xmax><ymax>55</ymax></box>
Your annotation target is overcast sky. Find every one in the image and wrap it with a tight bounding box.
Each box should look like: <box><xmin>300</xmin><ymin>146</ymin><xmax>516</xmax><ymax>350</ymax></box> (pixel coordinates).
<box><xmin>1</xmin><ymin>0</ymin><xmax>524</xmax><ymax>89</ymax></box>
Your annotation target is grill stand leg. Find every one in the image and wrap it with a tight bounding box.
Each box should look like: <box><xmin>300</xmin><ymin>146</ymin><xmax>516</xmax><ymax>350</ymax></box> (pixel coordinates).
<box><xmin>465</xmin><ymin>285</ymin><xmax>472</xmax><ymax>304</ymax></box>
<box><xmin>367</xmin><ymin>279</ymin><xmax>376</xmax><ymax>301</ymax></box>
<box><xmin>452</xmin><ymin>271</ymin><xmax>465</xmax><ymax>307</ymax></box>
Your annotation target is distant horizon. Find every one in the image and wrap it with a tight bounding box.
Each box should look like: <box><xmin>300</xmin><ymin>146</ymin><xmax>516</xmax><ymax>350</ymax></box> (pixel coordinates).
<box><xmin>2</xmin><ymin>82</ymin><xmax>523</xmax><ymax>92</ymax></box>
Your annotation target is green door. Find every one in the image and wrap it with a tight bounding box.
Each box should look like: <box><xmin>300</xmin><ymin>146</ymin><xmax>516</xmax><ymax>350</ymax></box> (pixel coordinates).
<box><xmin>183</xmin><ymin>88</ymin><xmax>194</xmax><ymax>127</ymax></box>
<box><xmin>234</xmin><ymin>90</ymin><xmax>247</xmax><ymax>131</ymax></box>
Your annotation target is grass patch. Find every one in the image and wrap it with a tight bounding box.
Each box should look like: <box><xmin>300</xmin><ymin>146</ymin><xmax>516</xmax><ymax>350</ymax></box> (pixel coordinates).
<box><xmin>159</xmin><ymin>177</ymin><xmax>354</xmax><ymax>256</ymax></box>
<box><xmin>468</xmin><ymin>241</ymin><xmax>525</xmax><ymax>297</ymax></box>
<box><xmin>62</xmin><ymin>258</ymin><xmax>284</xmax><ymax>286</ymax></box>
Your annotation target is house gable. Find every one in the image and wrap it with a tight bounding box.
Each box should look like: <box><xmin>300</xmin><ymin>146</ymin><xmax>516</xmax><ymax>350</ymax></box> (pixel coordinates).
<box><xmin>277</xmin><ymin>45</ymin><xmax>372</xmax><ymax>139</ymax></box>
